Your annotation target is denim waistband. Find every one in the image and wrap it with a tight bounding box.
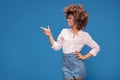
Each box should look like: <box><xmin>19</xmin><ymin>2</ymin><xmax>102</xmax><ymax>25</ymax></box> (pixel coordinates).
<box><xmin>62</xmin><ymin>53</ymin><xmax>76</xmax><ymax>58</ymax></box>
<box><xmin>62</xmin><ymin>53</ymin><xmax>84</xmax><ymax>61</ymax></box>
<box><xmin>62</xmin><ymin>53</ymin><xmax>75</xmax><ymax>56</ymax></box>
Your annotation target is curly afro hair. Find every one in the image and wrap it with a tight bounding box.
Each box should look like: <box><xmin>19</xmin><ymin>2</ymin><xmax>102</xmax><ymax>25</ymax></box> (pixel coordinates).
<box><xmin>64</xmin><ymin>4</ymin><xmax>88</xmax><ymax>30</ymax></box>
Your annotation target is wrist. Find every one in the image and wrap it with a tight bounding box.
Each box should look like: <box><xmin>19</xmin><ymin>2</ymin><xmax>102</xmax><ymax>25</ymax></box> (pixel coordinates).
<box><xmin>79</xmin><ymin>55</ymin><xmax>86</xmax><ymax>61</ymax></box>
<box><xmin>83</xmin><ymin>56</ymin><xmax>87</xmax><ymax>60</ymax></box>
<box><xmin>48</xmin><ymin>32</ymin><xmax>52</xmax><ymax>37</ymax></box>
<box><xmin>83</xmin><ymin>53</ymin><xmax>93</xmax><ymax>60</ymax></box>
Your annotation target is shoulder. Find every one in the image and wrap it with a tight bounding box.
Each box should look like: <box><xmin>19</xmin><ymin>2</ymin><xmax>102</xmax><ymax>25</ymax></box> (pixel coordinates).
<box><xmin>61</xmin><ymin>28</ymin><xmax>70</xmax><ymax>31</ymax></box>
<box><xmin>80</xmin><ymin>30</ymin><xmax>90</xmax><ymax>36</ymax></box>
<box><xmin>60</xmin><ymin>28</ymin><xmax>70</xmax><ymax>33</ymax></box>
<box><xmin>80</xmin><ymin>30</ymin><xmax>93</xmax><ymax>40</ymax></box>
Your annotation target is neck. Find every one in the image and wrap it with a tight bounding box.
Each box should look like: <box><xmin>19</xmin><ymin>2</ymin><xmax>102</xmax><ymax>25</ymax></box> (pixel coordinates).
<box><xmin>71</xmin><ymin>26</ymin><xmax>79</xmax><ymax>34</ymax></box>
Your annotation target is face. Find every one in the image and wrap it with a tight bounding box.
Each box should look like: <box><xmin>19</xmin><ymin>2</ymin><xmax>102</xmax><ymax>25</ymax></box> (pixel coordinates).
<box><xmin>67</xmin><ymin>14</ymin><xmax>76</xmax><ymax>27</ymax></box>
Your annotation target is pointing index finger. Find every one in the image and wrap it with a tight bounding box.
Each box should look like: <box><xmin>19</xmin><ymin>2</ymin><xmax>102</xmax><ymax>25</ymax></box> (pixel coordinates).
<box><xmin>40</xmin><ymin>27</ymin><xmax>47</xmax><ymax>30</ymax></box>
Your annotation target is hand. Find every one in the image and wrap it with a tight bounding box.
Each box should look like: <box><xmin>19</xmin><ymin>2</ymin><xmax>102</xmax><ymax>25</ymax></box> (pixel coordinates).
<box><xmin>41</xmin><ymin>25</ymin><xmax>51</xmax><ymax>36</ymax></box>
<box><xmin>75</xmin><ymin>51</ymin><xmax>85</xmax><ymax>60</ymax></box>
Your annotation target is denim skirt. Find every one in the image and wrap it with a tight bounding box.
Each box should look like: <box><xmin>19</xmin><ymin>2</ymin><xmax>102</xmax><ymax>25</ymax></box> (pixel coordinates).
<box><xmin>62</xmin><ymin>53</ymin><xmax>86</xmax><ymax>79</ymax></box>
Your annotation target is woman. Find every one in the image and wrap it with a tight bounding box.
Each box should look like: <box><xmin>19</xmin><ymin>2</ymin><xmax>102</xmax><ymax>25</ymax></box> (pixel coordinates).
<box><xmin>41</xmin><ymin>4</ymin><xmax>100</xmax><ymax>80</ymax></box>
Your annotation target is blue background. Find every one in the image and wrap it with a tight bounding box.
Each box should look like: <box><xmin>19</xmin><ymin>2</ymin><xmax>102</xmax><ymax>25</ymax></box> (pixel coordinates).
<box><xmin>0</xmin><ymin>0</ymin><xmax>120</xmax><ymax>80</ymax></box>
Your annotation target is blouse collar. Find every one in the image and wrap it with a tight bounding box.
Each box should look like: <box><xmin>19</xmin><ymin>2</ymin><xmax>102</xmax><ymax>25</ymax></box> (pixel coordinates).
<box><xmin>69</xmin><ymin>28</ymin><xmax>82</xmax><ymax>35</ymax></box>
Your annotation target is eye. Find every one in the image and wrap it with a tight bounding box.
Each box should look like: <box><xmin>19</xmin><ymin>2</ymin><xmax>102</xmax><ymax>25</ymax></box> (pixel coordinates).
<box><xmin>67</xmin><ymin>17</ymin><xmax>72</xmax><ymax>20</ymax></box>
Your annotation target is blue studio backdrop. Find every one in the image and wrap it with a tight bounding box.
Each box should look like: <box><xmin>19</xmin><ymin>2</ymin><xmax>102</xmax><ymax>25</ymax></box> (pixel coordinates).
<box><xmin>0</xmin><ymin>0</ymin><xmax>120</xmax><ymax>80</ymax></box>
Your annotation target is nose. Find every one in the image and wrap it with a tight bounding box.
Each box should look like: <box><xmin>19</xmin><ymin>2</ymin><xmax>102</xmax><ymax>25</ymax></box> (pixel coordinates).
<box><xmin>67</xmin><ymin>19</ymin><xmax>70</xmax><ymax>22</ymax></box>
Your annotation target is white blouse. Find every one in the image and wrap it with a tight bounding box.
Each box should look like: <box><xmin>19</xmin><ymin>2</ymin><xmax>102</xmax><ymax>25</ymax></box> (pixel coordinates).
<box><xmin>52</xmin><ymin>28</ymin><xmax>100</xmax><ymax>56</ymax></box>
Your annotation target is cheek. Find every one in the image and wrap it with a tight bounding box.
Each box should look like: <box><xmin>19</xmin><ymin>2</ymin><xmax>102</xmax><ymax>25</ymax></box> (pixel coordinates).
<box><xmin>67</xmin><ymin>20</ymin><xmax>75</xmax><ymax>26</ymax></box>
<box><xmin>68</xmin><ymin>22</ymin><xmax>72</xmax><ymax>26</ymax></box>
<box><xmin>70</xmin><ymin>21</ymin><xmax>75</xmax><ymax>25</ymax></box>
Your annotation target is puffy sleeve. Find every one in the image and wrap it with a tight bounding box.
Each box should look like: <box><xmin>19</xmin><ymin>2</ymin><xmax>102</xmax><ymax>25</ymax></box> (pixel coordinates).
<box><xmin>51</xmin><ymin>29</ymin><xmax>64</xmax><ymax>51</ymax></box>
<box><xmin>85</xmin><ymin>33</ymin><xmax>100</xmax><ymax>56</ymax></box>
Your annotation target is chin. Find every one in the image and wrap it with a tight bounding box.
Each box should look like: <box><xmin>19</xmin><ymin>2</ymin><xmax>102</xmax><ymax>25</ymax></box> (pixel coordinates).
<box><xmin>68</xmin><ymin>25</ymin><xmax>71</xmax><ymax>27</ymax></box>
<box><xmin>68</xmin><ymin>24</ymin><xmax>71</xmax><ymax>27</ymax></box>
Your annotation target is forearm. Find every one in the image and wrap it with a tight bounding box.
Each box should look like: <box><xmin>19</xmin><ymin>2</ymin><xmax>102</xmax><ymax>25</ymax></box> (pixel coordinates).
<box><xmin>75</xmin><ymin>52</ymin><xmax>93</xmax><ymax>60</ymax></box>
<box><xmin>41</xmin><ymin>26</ymin><xmax>56</xmax><ymax>46</ymax></box>
<box><xmin>83</xmin><ymin>53</ymin><xmax>93</xmax><ymax>60</ymax></box>
<box><xmin>48</xmin><ymin>32</ymin><xmax>55</xmax><ymax>46</ymax></box>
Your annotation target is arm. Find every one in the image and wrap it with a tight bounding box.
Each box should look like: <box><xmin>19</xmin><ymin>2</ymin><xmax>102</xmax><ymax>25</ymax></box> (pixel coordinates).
<box><xmin>75</xmin><ymin>45</ymin><xmax>100</xmax><ymax>60</ymax></box>
<box><xmin>75</xmin><ymin>52</ymin><xmax>93</xmax><ymax>60</ymax></box>
<box><xmin>42</xmin><ymin>26</ymin><xmax>55</xmax><ymax>46</ymax></box>
<box><xmin>42</xmin><ymin>26</ymin><xmax>63</xmax><ymax>51</ymax></box>
<box><xmin>48</xmin><ymin>32</ymin><xmax>55</xmax><ymax>46</ymax></box>
<box><xmin>75</xmin><ymin>33</ymin><xmax>100</xmax><ymax>60</ymax></box>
